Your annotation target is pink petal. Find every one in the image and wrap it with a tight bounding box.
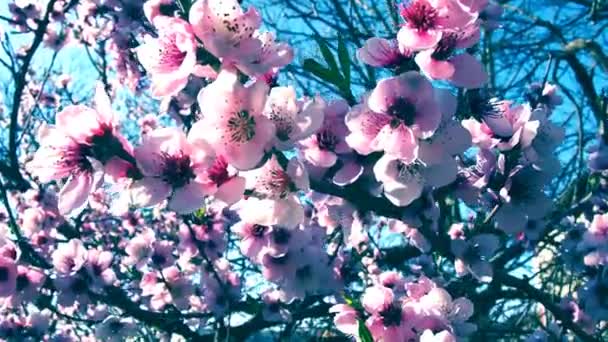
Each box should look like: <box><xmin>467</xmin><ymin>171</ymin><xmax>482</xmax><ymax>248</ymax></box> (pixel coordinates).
<box><xmin>448</xmin><ymin>53</ymin><xmax>488</xmax><ymax>89</ymax></box>
<box><xmin>58</xmin><ymin>172</ymin><xmax>94</xmax><ymax>215</ymax></box>
<box><xmin>131</xmin><ymin>177</ymin><xmax>171</xmax><ymax>207</ymax></box>
<box><xmin>168</xmin><ymin>181</ymin><xmax>207</xmax><ymax>213</ymax></box>
<box><xmin>214</xmin><ymin>176</ymin><xmax>246</xmax><ymax>205</ymax></box>
<box><xmin>374</xmin><ymin>125</ymin><xmax>418</xmax><ymax>163</ymax></box>
<box><xmin>397</xmin><ymin>27</ymin><xmax>442</xmax><ymax>52</ymax></box>
<box><xmin>415</xmin><ymin>50</ymin><xmax>455</xmax><ymax>80</ymax></box>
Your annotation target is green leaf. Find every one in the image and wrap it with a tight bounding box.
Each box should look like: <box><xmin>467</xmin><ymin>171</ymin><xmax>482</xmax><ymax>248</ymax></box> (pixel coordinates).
<box><xmin>303</xmin><ymin>59</ymin><xmax>338</xmax><ymax>83</ymax></box>
<box><xmin>193</xmin><ymin>207</ymin><xmax>206</xmax><ymax>220</ymax></box>
<box><xmin>315</xmin><ymin>36</ymin><xmax>338</xmax><ymax>72</ymax></box>
<box><xmin>344</xmin><ymin>294</ymin><xmax>354</xmax><ymax>306</ymax></box>
<box><xmin>358</xmin><ymin>319</ymin><xmax>374</xmax><ymax>342</ymax></box>
<box><xmin>337</xmin><ymin>36</ymin><xmax>351</xmax><ymax>85</ymax></box>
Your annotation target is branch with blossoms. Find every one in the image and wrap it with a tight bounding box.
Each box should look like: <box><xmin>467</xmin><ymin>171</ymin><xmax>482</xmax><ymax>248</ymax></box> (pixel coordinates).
<box><xmin>0</xmin><ymin>0</ymin><xmax>607</xmax><ymax>341</ymax></box>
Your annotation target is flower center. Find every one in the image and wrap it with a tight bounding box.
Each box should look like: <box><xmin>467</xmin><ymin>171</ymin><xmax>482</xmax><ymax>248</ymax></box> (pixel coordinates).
<box><xmin>400</xmin><ymin>1</ymin><xmax>438</xmax><ymax>31</ymax></box>
<box><xmin>227</xmin><ymin>111</ymin><xmax>257</xmax><ymax>143</ymax></box>
<box><xmin>380</xmin><ymin>303</ymin><xmax>403</xmax><ymax>327</ymax></box>
<box><xmin>88</xmin><ymin>125</ymin><xmax>125</xmax><ymax>164</ymax></box>
<box><xmin>387</xmin><ymin>97</ymin><xmax>417</xmax><ymax>127</ymax></box>
<box><xmin>396</xmin><ymin>161</ymin><xmax>422</xmax><ymax>183</ymax></box>
<box><xmin>431</xmin><ymin>33</ymin><xmax>459</xmax><ymax>60</ymax></box>
<box><xmin>317</xmin><ymin>129</ymin><xmax>338</xmax><ymax>151</ymax></box>
<box><xmin>268</xmin><ymin>111</ymin><xmax>294</xmax><ymax>141</ymax></box>
<box><xmin>207</xmin><ymin>156</ymin><xmax>231</xmax><ymax>186</ymax></box>
<box><xmin>60</xmin><ymin>144</ymin><xmax>93</xmax><ymax>173</ymax></box>
<box><xmin>161</xmin><ymin>152</ymin><xmax>195</xmax><ymax>188</ymax></box>
<box><xmin>251</xmin><ymin>224</ymin><xmax>268</xmax><ymax>237</ymax></box>
<box><xmin>158</xmin><ymin>33</ymin><xmax>187</xmax><ymax>69</ymax></box>
<box><xmin>257</xmin><ymin>168</ymin><xmax>293</xmax><ymax>199</ymax></box>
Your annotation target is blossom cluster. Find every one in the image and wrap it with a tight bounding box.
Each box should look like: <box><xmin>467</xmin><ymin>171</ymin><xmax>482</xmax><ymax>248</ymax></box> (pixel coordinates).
<box><xmin>1</xmin><ymin>0</ymin><xmax>607</xmax><ymax>341</ymax></box>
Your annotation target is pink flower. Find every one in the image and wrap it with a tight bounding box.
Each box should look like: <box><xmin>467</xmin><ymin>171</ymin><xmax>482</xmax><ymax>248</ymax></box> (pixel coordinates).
<box><xmin>373</xmin><ymin>154</ymin><xmax>456</xmax><ymax>206</ymax></box>
<box><xmin>261</xmin><ymin>289</ymin><xmax>291</xmax><ymax>322</ymax></box>
<box><xmin>133</xmin><ymin>127</ymin><xmax>215</xmax><ymax>213</ymax></box>
<box><xmin>234</xmin><ymin>32</ymin><xmax>294</xmax><ymax>77</ymax></box>
<box><xmin>329</xmin><ymin>304</ymin><xmax>359</xmax><ymax>336</ymax></box>
<box><xmin>195</xmin><ymin>68</ymin><xmax>275</xmax><ymax>170</ymax></box>
<box><xmin>357</xmin><ymin>38</ymin><xmax>409</xmax><ymax>68</ymax></box>
<box><xmin>136</xmin><ymin>16</ymin><xmax>197</xmax><ymax>97</ymax></box>
<box><xmin>232</xmin><ymin>222</ymin><xmax>270</xmax><ymax>262</ymax></box>
<box><xmin>464</xmin><ymin>99</ymin><xmax>540</xmax><ymax>151</ymax></box>
<box><xmin>189</xmin><ymin>0</ymin><xmax>260</xmax><ymax>57</ymax></box>
<box><xmin>263</xmin><ymin>86</ymin><xmax>325</xmax><ymax>149</ymax></box>
<box><xmin>418</xmin><ymin>88</ymin><xmax>472</xmax><ymax>165</ymax></box>
<box><xmin>237</xmin><ymin>155</ymin><xmax>309</xmax><ymax>227</ymax></box>
<box><xmin>362</xmin><ymin>286</ymin><xmax>413</xmax><ymax>342</ymax></box>
<box><xmin>189</xmin><ymin>0</ymin><xmax>293</xmax><ymax>76</ymax></box>
<box><xmin>300</xmin><ymin>99</ymin><xmax>351</xmax><ymax>168</ymax></box>
<box><xmin>494</xmin><ymin>166</ymin><xmax>552</xmax><ymax>234</ymax></box>
<box><xmin>29</xmin><ymin>84</ymin><xmax>129</xmax><ymax>215</ymax></box>
<box><xmin>397</xmin><ymin>0</ymin><xmax>475</xmax><ymax>51</ymax></box>
<box><xmin>6</xmin><ymin>265</ymin><xmax>45</xmax><ymax>306</ymax></box>
<box><xmin>451</xmin><ymin>233</ymin><xmax>499</xmax><ymax>282</ymax></box>
<box><xmin>0</xmin><ymin>256</ymin><xmax>17</xmax><ymax>297</ymax></box>
<box><xmin>420</xmin><ymin>287</ymin><xmax>475</xmax><ymax>324</ymax></box>
<box><xmin>345</xmin><ymin>72</ymin><xmax>441</xmax><ymax>162</ymax></box>
<box><xmin>202</xmin><ymin>155</ymin><xmax>247</xmax><ymax>206</ymax></box>
<box><xmin>52</xmin><ymin>239</ymin><xmax>87</xmax><ymax>275</ymax></box>
<box><xmin>124</xmin><ymin>228</ymin><xmax>155</xmax><ymax>269</ymax></box>
<box><xmin>84</xmin><ymin>249</ymin><xmax>116</xmax><ymax>290</ymax></box>
<box><xmin>414</xmin><ymin>30</ymin><xmax>488</xmax><ymax>88</ymax></box>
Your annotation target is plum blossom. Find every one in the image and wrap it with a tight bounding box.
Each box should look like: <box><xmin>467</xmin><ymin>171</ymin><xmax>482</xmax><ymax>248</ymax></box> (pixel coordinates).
<box><xmin>299</xmin><ymin>100</ymin><xmax>346</xmax><ymax>164</ymax></box>
<box><xmin>133</xmin><ymin>127</ymin><xmax>215</xmax><ymax>213</ymax></box>
<box><xmin>237</xmin><ymin>156</ymin><xmax>309</xmax><ymax>227</ymax></box>
<box><xmin>263</xmin><ymin>86</ymin><xmax>325</xmax><ymax>149</ymax></box>
<box><xmin>361</xmin><ymin>285</ymin><xmax>415</xmax><ymax>341</ymax></box>
<box><xmin>451</xmin><ymin>233</ymin><xmax>499</xmax><ymax>282</ymax></box>
<box><xmin>493</xmin><ymin>166</ymin><xmax>552</xmax><ymax>234</ymax></box>
<box><xmin>195</xmin><ymin>68</ymin><xmax>275</xmax><ymax>170</ymax></box>
<box><xmin>414</xmin><ymin>29</ymin><xmax>488</xmax><ymax>88</ymax></box>
<box><xmin>329</xmin><ymin>304</ymin><xmax>359</xmax><ymax>336</ymax></box>
<box><xmin>231</xmin><ymin>222</ymin><xmax>270</xmax><ymax>262</ymax></box>
<box><xmin>5</xmin><ymin>266</ymin><xmax>45</xmax><ymax>306</ymax></box>
<box><xmin>357</xmin><ymin>38</ymin><xmax>411</xmax><ymax>68</ymax></box>
<box><xmin>397</xmin><ymin>0</ymin><xmax>476</xmax><ymax>51</ymax></box>
<box><xmin>465</xmin><ymin>96</ymin><xmax>539</xmax><ymax>151</ymax></box>
<box><xmin>345</xmin><ymin>71</ymin><xmax>441</xmax><ymax>162</ymax></box>
<box><xmin>189</xmin><ymin>0</ymin><xmax>292</xmax><ymax>76</ymax></box>
<box><xmin>84</xmin><ymin>249</ymin><xmax>116</xmax><ymax>290</ymax></box>
<box><xmin>52</xmin><ymin>239</ymin><xmax>87</xmax><ymax>275</ymax></box>
<box><xmin>136</xmin><ymin>16</ymin><xmax>197</xmax><ymax>97</ymax></box>
<box><xmin>29</xmin><ymin>84</ymin><xmax>129</xmax><ymax>215</ymax></box>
